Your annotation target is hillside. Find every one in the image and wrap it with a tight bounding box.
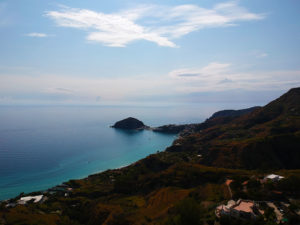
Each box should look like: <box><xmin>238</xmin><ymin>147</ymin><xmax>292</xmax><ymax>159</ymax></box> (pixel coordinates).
<box><xmin>153</xmin><ymin>106</ymin><xmax>260</xmax><ymax>134</ymax></box>
<box><xmin>1</xmin><ymin>88</ymin><xmax>300</xmax><ymax>225</ymax></box>
<box><xmin>208</xmin><ymin>106</ymin><xmax>261</xmax><ymax>120</ymax></box>
<box><xmin>168</xmin><ymin>87</ymin><xmax>300</xmax><ymax>169</ymax></box>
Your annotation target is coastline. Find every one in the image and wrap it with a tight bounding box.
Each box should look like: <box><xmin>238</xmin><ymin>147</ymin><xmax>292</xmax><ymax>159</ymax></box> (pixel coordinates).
<box><xmin>1</xmin><ymin>89</ymin><xmax>300</xmax><ymax>224</ymax></box>
<box><xmin>0</xmin><ymin>160</ymin><xmax>148</xmax><ymax>202</ymax></box>
<box><xmin>0</xmin><ymin>131</ymin><xmax>176</xmax><ymax>201</ymax></box>
<box><xmin>0</xmin><ymin>106</ymin><xmax>259</xmax><ymax>201</ymax></box>
<box><xmin>1</xmin><ymin>161</ymin><xmax>137</xmax><ymax>203</ymax></box>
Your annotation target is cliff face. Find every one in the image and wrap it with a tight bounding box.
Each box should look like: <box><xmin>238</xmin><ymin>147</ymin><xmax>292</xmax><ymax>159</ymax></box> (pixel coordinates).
<box><xmin>112</xmin><ymin>117</ymin><xmax>148</xmax><ymax>130</ymax></box>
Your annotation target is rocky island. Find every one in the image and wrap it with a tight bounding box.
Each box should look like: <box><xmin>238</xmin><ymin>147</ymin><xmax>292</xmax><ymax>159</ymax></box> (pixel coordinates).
<box><xmin>111</xmin><ymin>117</ymin><xmax>149</xmax><ymax>130</ymax></box>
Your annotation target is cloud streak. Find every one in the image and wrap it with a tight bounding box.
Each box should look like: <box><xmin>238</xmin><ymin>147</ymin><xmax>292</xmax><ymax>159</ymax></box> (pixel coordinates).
<box><xmin>1</xmin><ymin>63</ymin><xmax>299</xmax><ymax>104</ymax></box>
<box><xmin>170</xmin><ymin>63</ymin><xmax>231</xmax><ymax>79</ymax></box>
<box><xmin>45</xmin><ymin>2</ymin><xmax>264</xmax><ymax>47</ymax></box>
<box><xmin>169</xmin><ymin>63</ymin><xmax>300</xmax><ymax>92</ymax></box>
<box><xmin>25</xmin><ymin>32</ymin><xmax>49</xmax><ymax>38</ymax></box>
<box><xmin>0</xmin><ymin>73</ymin><xmax>175</xmax><ymax>104</ymax></box>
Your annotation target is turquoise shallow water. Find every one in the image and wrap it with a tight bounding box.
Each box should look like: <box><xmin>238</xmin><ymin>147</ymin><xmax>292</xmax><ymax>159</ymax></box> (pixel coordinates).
<box><xmin>0</xmin><ymin>103</ymin><xmax>255</xmax><ymax>200</ymax></box>
<box><xmin>0</xmin><ymin>106</ymin><xmax>178</xmax><ymax>200</ymax></box>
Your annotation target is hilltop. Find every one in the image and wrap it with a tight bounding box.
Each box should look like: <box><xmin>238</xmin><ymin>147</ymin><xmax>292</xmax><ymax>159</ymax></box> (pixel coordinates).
<box><xmin>208</xmin><ymin>106</ymin><xmax>261</xmax><ymax>120</ymax></box>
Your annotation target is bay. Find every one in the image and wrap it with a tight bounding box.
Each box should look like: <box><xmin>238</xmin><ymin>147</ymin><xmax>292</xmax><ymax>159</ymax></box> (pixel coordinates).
<box><xmin>0</xmin><ymin>103</ymin><xmax>254</xmax><ymax>200</ymax></box>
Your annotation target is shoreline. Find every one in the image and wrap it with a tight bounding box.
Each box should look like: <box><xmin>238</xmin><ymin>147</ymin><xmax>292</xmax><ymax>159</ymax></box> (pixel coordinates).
<box><xmin>0</xmin><ymin>162</ymin><xmax>139</xmax><ymax>202</ymax></box>
<box><xmin>0</xmin><ymin>106</ymin><xmax>259</xmax><ymax>202</ymax></box>
<box><xmin>0</xmin><ymin>154</ymin><xmax>162</xmax><ymax>204</ymax></box>
<box><xmin>0</xmin><ymin>135</ymin><xmax>175</xmax><ymax>202</ymax></box>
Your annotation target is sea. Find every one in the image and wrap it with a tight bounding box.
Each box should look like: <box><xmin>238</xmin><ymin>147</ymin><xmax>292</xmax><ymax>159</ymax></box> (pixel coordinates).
<box><xmin>0</xmin><ymin>103</ymin><xmax>256</xmax><ymax>200</ymax></box>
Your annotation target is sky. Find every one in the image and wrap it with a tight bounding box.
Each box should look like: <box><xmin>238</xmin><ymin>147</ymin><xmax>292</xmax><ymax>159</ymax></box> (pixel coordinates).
<box><xmin>0</xmin><ymin>0</ymin><xmax>300</xmax><ymax>106</ymax></box>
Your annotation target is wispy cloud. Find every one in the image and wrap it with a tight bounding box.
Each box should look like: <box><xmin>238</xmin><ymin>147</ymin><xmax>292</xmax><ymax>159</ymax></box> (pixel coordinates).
<box><xmin>1</xmin><ymin>63</ymin><xmax>299</xmax><ymax>104</ymax></box>
<box><xmin>154</xmin><ymin>2</ymin><xmax>264</xmax><ymax>39</ymax></box>
<box><xmin>25</xmin><ymin>32</ymin><xmax>49</xmax><ymax>38</ymax></box>
<box><xmin>45</xmin><ymin>2</ymin><xmax>264</xmax><ymax>47</ymax></box>
<box><xmin>169</xmin><ymin>63</ymin><xmax>300</xmax><ymax>92</ymax></box>
<box><xmin>256</xmin><ymin>53</ymin><xmax>268</xmax><ymax>58</ymax></box>
<box><xmin>45</xmin><ymin>6</ymin><xmax>175</xmax><ymax>47</ymax></box>
<box><xmin>170</xmin><ymin>63</ymin><xmax>231</xmax><ymax>79</ymax></box>
<box><xmin>251</xmin><ymin>50</ymin><xmax>268</xmax><ymax>58</ymax></box>
<box><xmin>44</xmin><ymin>87</ymin><xmax>74</xmax><ymax>94</ymax></box>
<box><xmin>0</xmin><ymin>73</ymin><xmax>175</xmax><ymax>104</ymax></box>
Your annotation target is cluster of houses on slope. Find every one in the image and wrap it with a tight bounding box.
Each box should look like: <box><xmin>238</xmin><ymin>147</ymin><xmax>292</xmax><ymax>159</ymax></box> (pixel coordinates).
<box><xmin>215</xmin><ymin>174</ymin><xmax>287</xmax><ymax>222</ymax></box>
<box><xmin>215</xmin><ymin>199</ymin><xmax>263</xmax><ymax>220</ymax></box>
<box><xmin>3</xmin><ymin>183</ymin><xmax>73</xmax><ymax>208</ymax></box>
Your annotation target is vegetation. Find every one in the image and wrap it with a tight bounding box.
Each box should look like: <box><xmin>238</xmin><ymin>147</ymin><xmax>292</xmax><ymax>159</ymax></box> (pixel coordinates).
<box><xmin>169</xmin><ymin>87</ymin><xmax>300</xmax><ymax>170</ymax></box>
<box><xmin>0</xmin><ymin>88</ymin><xmax>300</xmax><ymax>224</ymax></box>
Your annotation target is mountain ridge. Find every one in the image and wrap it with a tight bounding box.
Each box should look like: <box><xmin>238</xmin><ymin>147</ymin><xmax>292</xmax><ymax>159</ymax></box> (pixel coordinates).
<box><xmin>168</xmin><ymin>87</ymin><xmax>300</xmax><ymax>169</ymax></box>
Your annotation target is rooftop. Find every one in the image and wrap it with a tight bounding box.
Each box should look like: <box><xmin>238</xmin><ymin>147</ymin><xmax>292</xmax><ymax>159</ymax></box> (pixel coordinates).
<box><xmin>18</xmin><ymin>195</ymin><xmax>43</xmax><ymax>205</ymax></box>
<box><xmin>265</xmin><ymin>174</ymin><xmax>284</xmax><ymax>180</ymax></box>
<box><xmin>233</xmin><ymin>201</ymin><xmax>254</xmax><ymax>213</ymax></box>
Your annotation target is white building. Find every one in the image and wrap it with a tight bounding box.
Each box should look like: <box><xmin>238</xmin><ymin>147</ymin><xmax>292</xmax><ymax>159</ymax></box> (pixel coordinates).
<box><xmin>264</xmin><ymin>174</ymin><xmax>284</xmax><ymax>182</ymax></box>
<box><xmin>17</xmin><ymin>195</ymin><xmax>44</xmax><ymax>205</ymax></box>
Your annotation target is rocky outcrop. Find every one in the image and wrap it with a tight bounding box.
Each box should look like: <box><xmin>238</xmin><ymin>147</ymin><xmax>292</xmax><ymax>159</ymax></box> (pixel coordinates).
<box><xmin>111</xmin><ymin>117</ymin><xmax>149</xmax><ymax>130</ymax></box>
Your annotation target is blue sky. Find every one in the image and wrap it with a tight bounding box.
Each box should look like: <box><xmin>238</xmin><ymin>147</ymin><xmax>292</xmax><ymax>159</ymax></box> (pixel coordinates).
<box><xmin>0</xmin><ymin>0</ymin><xmax>300</xmax><ymax>105</ymax></box>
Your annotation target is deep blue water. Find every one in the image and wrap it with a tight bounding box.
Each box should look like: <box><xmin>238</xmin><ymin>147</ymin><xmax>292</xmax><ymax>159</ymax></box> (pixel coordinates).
<box><xmin>0</xmin><ymin>103</ymin><xmax>255</xmax><ymax>200</ymax></box>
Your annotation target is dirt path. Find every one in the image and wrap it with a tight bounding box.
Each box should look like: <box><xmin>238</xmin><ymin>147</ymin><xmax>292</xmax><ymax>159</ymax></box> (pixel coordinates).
<box><xmin>225</xmin><ymin>179</ymin><xmax>233</xmax><ymax>199</ymax></box>
<box><xmin>267</xmin><ymin>202</ymin><xmax>283</xmax><ymax>223</ymax></box>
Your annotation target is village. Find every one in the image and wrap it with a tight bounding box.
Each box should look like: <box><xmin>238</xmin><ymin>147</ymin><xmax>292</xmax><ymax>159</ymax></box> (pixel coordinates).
<box><xmin>1</xmin><ymin>171</ymin><xmax>299</xmax><ymax>225</ymax></box>
<box><xmin>2</xmin><ymin>183</ymin><xmax>73</xmax><ymax>209</ymax></box>
<box><xmin>215</xmin><ymin>174</ymin><xmax>300</xmax><ymax>224</ymax></box>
